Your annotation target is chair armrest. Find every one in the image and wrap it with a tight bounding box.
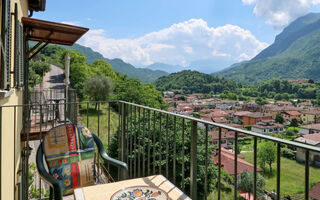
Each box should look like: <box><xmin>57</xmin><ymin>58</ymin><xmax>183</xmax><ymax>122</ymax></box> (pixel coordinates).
<box><xmin>36</xmin><ymin>143</ymin><xmax>63</xmax><ymax>200</ymax></box>
<box><xmin>92</xmin><ymin>133</ymin><xmax>128</xmax><ymax>179</ymax></box>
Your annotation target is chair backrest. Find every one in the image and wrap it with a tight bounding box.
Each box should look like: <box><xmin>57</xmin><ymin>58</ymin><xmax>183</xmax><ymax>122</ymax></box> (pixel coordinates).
<box><xmin>42</xmin><ymin>123</ymin><xmax>96</xmax><ymax>195</ymax></box>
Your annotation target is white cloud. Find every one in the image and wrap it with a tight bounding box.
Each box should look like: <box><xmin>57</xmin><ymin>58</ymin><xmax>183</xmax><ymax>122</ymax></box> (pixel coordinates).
<box><xmin>242</xmin><ymin>0</ymin><xmax>320</xmax><ymax>29</ymax></box>
<box><xmin>79</xmin><ymin>19</ymin><xmax>268</xmax><ymax>67</ymax></box>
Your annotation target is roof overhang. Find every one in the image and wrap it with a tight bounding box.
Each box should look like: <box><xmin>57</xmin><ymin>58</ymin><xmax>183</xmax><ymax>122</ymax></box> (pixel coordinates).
<box><xmin>22</xmin><ymin>17</ymin><xmax>89</xmax><ymax>60</ymax></box>
<box><xmin>22</xmin><ymin>17</ymin><xmax>89</xmax><ymax>46</ymax></box>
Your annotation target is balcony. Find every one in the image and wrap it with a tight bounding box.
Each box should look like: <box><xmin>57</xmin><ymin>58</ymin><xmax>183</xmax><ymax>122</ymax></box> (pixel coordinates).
<box><xmin>2</xmin><ymin>100</ymin><xmax>320</xmax><ymax>199</ymax></box>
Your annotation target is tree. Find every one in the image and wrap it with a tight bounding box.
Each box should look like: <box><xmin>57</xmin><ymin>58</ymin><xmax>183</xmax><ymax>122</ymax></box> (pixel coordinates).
<box><xmin>237</xmin><ymin>171</ymin><xmax>265</xmax><ymax>199</ymax></box>
<box><xmin>84</xmin><ymin>76</ymin><xmax>113</xmax><ymax>109</ymax></box>
<box><xmin>255</xmin><ymin>97</ymin><xmax>268</xmax><ymax>105</ymax></box>
<box><xmin>275</xmin><ymin>113</ymin><xmax>284</xmax><ymax>124</ymax></box>
<box><xmin>109</xmin><ymin>118</ymin><xmax>224</xmax><ymax>199</ymax></box>
<box><xmin>290</xmin><ymin>118</ymin><xmax>299</xmax><ymax>127</ymax></box>
<box><xmin>258</xmin><ymin>142</ymin><xmax>276</xmax><ymax>174</ymax></box>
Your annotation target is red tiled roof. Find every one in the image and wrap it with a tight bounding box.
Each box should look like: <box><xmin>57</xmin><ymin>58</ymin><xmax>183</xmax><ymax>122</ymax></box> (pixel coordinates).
<box><xmin>301</xmin><ymin>110</ymin><xmax>320</xmax><ymax>115</ymax></box>
<box><xmin>310</xmin><ymin>182</ymin><xmax>320</xmax><ymax>200</ymax></box>
<box><xmin>300</xmin><ymin>124</ymin><xmax>320</xmax><ymax>131</ymax></box>
<box><xmin>282</xmin><ymin>111</ymin><xmax>301</xmax><ymax>116</ymax></box>
<box><xmin>213</xmin><ymin>148</ymin><xmax>263</xmax><ymax>175</ymax></box>
<box><xmin>303</xmin><ymin>133</ymin><xmax>320</xmax><ymax>142</ymax></box>
<box><xmin>298</xmin><ymin>102</ymin><xmax>312</xmax><ymax>106</ymax></box>
<box><xmin>234</xmin><ymin>111</ymin><xmax>252</xmax><ymax>116</ymax></box>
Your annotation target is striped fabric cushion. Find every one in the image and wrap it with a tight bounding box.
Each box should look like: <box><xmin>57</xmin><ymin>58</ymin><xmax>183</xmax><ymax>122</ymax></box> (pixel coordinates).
<box><xmin>43</xmin><ymin>124</ymin><xmax>96</xmax><ymax>195</ymax></box>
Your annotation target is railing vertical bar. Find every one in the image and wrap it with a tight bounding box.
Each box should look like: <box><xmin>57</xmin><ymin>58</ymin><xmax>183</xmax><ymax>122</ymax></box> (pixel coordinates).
<box><xmin>234</xmin><ymin>132</ymin><xmax>238</xmax><ymax>200</ymax></box>
<box><xmin>148</xmin><ymin>110</ymin><xmax>151</xmax><ymax>176</ymax></box>
<box><xmin>173</xmin><ymin>116</ymin><xmax>176</xmax><ymax>184</ymax></box>
<box><xmin>121</xmin><ymin>103</ymin><xmax>126</xmax><ymax>180</ymax></box>
<box><xmin>138</xmin><ymin>107</ymin><xmax>141</xmax><ymax>177</ymax></box>
<box><xmin>39</xmin><ymin>105</ymin><xmax>43</xmax><ymax>199</ymax></box>
<box><xmin>107</xmin><ymin>102</ymin><xmax>111</xmax><ymax>173</ymax></box>
<box><xmin>130</xmin><ymin>105</ymin><xmax>133</xmax><ymax>178</ymax></box>
<box><xmin>166</xmin><ymin>114</ymin><xmax>169</xmax><ymax>178</ymax></box>
<box><xmin>159</xmin><ymin>113</ymin><xmax>162</xmax><ymax>174</ymax></box>
<box><xmin>277</xmin><ymin>142</ymin><xmax>281</xmax><ymax>200</ymax></box>
<box><xmin>142</xmin><ymin>108</ymin><xmax>146</xmax><ymax>177</ymax></box>
<box><xmin>86</xmin><ymin>102</ymin><xmax>89</xmax><ymax>128</ymax></box>
<box><xmin>118</xmin><ymin>102</ymin><xmax>121</xmax><ymax>180</ymax></box>
<box><xmin>126</xmin><ymin>104</ymin><xmax>129</xmax><ymax>165</ymax></box>
<box><xmin>204</xmin><ymin>124</ymin><xmax>208</xmax><ymax>200</ymax></box>
<box><xmin>97</xmin><ymin>103</ymin><xmax>101</xmax><ymax>178</ymax></box>
<box><xmin>153</xmin><ymin>110</ymin><xmax>156</xmax><ymax>175</ymax></box>
<box><xmin>253</xmin><ymin>137</ymin><xmax>257</xmax><ymax>200</ymax></box>
<box><xmin>305</xmin><ymin>150</ymin><xmax>309</xmax><ymax>200</ymax></box>
<box><xmin>181</xmin><ymin>118</ymin><xmax>185</xmax><ymax>191</ymax></box>
<box><xmin>218</xmin><ymin>127</ymin><xmax>221</xmax><ymax>200</ymax></box>
<box><xmin>134</xmin><ymin>106</ymin><xmax>137</xmax><ymax>178</ymax></box>
<box><xmin>190</xmin><ymin>120</ymin><xmax>198</xmax><ymax>199</ymax></box>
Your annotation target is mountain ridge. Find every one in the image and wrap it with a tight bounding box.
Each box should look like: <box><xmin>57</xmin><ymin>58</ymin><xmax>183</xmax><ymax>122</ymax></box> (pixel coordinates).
<box><xmin>216</xmin><ymin>12</ymin><xmax>320</xmax><ymax>84</ymax></box>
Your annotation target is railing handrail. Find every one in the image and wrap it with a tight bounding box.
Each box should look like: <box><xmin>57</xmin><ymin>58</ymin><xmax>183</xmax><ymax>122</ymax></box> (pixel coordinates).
<box><xmin>118</xmin><ymin>101</ymin><xmax>320</xmax><ymax>153</ymax></box>
<box><xmin>2</xmin><ymin>99</ymin><xmax>320</xmax><ymax>153</ymax></box>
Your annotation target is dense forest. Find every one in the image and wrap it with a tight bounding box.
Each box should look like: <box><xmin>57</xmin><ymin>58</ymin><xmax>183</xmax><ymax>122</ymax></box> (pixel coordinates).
<box><xmin>155</xmin><ymin>70</ymin><xmax>320</xmax><ymax>101</ymax></box>
<box><xmin>37</xmin><ymin>45</ymin><xmax>167</xmax><ymax>109</ymax></box>
<box><xmin>155</xmin><ymin>70</ymin><xmax>241</xmax><ymax>94</ymax></box>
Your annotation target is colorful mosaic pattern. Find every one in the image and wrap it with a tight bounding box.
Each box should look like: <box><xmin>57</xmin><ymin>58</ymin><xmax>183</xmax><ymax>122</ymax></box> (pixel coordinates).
<box><xmin>110</xmin><ymin>186</ymin><xmax>169</xmax><ymax>200</ymax></box>
<box><xmin>43</xmin><ymin>124</ymin><xmax>95</xmax><ymax>195</ymax></box>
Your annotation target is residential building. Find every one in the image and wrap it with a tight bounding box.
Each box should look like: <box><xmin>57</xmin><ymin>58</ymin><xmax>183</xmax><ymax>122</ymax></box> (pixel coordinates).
<box><xmin>299</xmin><ymin>124</ymin><xmax>320</xmax><ymax>135</ymax></box>
<box><xmin>281</xmin><ymin>110</ymin><xmax>301</xmax><ymax>122</ymax></box>
<box><xmin>309</xmin><ymin>182</ymin><xmax>320</xmax><ymax>200</ymax></box>
<box><xmin>233</xmin><ymin>111</ymin><xmax>252</xmax><ymax>124</ymax></box>
<box><xmin>297</xmin><ymin>101</ymin><xmax>313</xmax><ymax>109</ymax></box>
<box><xmin>251</xmin><ymin>121</ymin><xmax>285</xmax><ymax>134</ymax></box>
<box><xmin>294</xmin><ymin>133</ymin><xmax>320</xmax><ymax>166</ymax></box>
<box><xmin>276</xmin><ymin>101</ymin><xmax>292</xmax><ymax>107</ymax></box>
<box><xmin>0</xmin><ymin>1</ymin><xmax>90</xmax><ymax>199</ymax></box>
<box><xmin>213</xmin><ymin>148</ymin><xmax>263</xmax><ymax>176</ymax></box>
<box><xmin>242</xmin><ymin>112</ymin><xmax>272</xmax><ymax>126</ymax></box>
<box><xmin>301</xmin><ymin>110</ymin><xmax>320</xmax><ymax>124</ymax></box>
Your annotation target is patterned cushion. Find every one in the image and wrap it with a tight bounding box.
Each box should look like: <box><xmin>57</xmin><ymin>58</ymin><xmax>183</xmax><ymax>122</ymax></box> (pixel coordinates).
<box><xmin>43</xmin><ymin>123</ymin><xmax>96</xmax><ymax>195</ymax></box>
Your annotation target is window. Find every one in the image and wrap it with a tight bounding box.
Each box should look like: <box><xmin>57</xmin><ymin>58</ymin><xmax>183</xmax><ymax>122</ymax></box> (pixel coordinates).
<box><xmin>1</xmin><ymin>0</ymin><xmax>12</xmax><ymax>89</ymax></box>
<box><xmin>14</xmin><ymin>3</ymin><xmax>24</xmax><ymax>87</ymax></box>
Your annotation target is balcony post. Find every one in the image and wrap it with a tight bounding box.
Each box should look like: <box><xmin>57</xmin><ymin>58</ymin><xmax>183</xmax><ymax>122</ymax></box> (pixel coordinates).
<box><xmin>190</xmin><ymin>120</ymin><xmax>197</xmax><ymax>199</ymax></box>
<box><xmin>121</xmin><ymin>103</ymin><xmax>126</xmax><ymax>161</ymax></box>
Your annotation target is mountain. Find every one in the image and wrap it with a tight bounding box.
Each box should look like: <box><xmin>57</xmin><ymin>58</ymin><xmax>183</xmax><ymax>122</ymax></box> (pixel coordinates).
<box><xmin>155</xmin><ymin>70</ymin><xmax>240</xmax><ymax>94</ymax></box>
<box><xmin>62</xmin><ymin>44</ymin><xmax>168</xmax><ymax>83</ymax></box>
<box><xmin>216</xmin><ymin>13</ymin><xmax>320</xmax><ymax>84</ymax></box>
<box><xmin>147</xmin><ymin>63</ymin><xmax>186</xmax><ymax>73</ymax></box>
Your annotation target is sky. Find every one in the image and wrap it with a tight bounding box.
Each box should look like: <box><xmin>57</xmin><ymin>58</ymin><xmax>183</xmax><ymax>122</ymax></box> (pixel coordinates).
<box><xmin>33</xmin><ymin>0</ymin><xmax>320</xmax><ymax>71</ymax></box>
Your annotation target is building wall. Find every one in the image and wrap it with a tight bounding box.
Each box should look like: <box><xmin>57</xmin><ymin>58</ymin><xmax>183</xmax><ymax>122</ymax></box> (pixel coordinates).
<box><xmin>243</xmin><ymin>116</ymin><xmax>272</xmax><ymax>126</ymax></box>
<box><xmin>296</xmin><ymin>145</ymin><xmax>320</xmax><ymax>166</ymax></box>
<box><xmin>0</xmin><ymin>0</ymin><xmax>29</xmax><ymax>199</ymax></box>
<box><xmin>301</xmin><ymin>114</ymin><xmax>315</xmax><ymax>124</ymax></box>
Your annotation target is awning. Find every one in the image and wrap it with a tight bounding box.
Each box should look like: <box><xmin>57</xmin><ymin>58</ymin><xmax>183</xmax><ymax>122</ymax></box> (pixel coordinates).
<box><xmin>21</xmin><ymin>17</ymin><xmax>89</xmax><ymax>60</ymax></box>
<box><xmin>22</xmin><ymin>17</ymin><xmax>88</xmax><ymax>46</ymax></box>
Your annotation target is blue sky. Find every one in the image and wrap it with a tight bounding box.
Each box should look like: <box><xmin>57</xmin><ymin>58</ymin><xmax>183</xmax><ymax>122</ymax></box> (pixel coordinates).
<box><xmin>33</xmin><ymin>0</ymin><xmax>320</xmax><ymax>72</ymax></box>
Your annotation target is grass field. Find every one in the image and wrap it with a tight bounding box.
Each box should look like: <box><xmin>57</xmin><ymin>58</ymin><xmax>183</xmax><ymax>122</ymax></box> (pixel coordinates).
<box><xmin>241</xmin><ymin>152</ymin><xmax>320</xmax><ymax>198</ymax></box>
<box><xmin>79</xmin><ymin>103</ymin><xmax>120</xmax><ymax>148</ymax></box>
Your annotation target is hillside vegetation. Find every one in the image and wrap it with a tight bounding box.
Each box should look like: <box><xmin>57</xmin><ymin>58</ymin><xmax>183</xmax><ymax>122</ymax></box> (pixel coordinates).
<box><xmin>39</xmin><ymin>45</ymin><xmax>167</xmax><ymax>109</ymax></box>
<box><xmin>61</xmin><ymin>43</ymin><xmax>168</xmax><ymax>83</ymax></box>
<box><xmin>155</xmin><ymin>70</ymin><xmax>241</xmax><ymax>94</ymax></box>
<box><xmin>216</xmin><ymin>13</ymin><xmax>320</xmax><ymax>84</ymax></box>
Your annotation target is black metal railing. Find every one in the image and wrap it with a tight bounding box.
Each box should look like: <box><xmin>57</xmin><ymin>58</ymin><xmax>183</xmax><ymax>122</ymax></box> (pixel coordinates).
<box><xmin>1</xmin><ymin>100</ymin><xmax>320</xmax><ymax>199</ymax></box>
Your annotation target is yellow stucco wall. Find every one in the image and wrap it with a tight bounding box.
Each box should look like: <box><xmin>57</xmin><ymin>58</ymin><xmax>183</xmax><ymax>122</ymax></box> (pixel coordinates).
<box><xmin>301</xmin><ymin>113</ymin><xmax>315</xmax><ymax>124</ymax></box>
<box><xmin>1</xmin><ymin>0</ymin><xmax>29</xmax><ymax>199</ymax></box>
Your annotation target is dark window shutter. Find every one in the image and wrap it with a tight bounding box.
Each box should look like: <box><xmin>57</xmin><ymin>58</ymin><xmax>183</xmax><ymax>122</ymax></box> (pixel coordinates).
<box><xmin>2</xmin><ymin>0</ymin><xmax>12</xmax><ymax>89</ymax></box>
<box><xmin>18</xmin><ymin>22</ymin><xmax>24</xmax><ymax>86</ymax></box>
<box><xmin>14</xmin><ymin>4</ymin><xmax>18</xmax><ymax>87</ymax></box>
